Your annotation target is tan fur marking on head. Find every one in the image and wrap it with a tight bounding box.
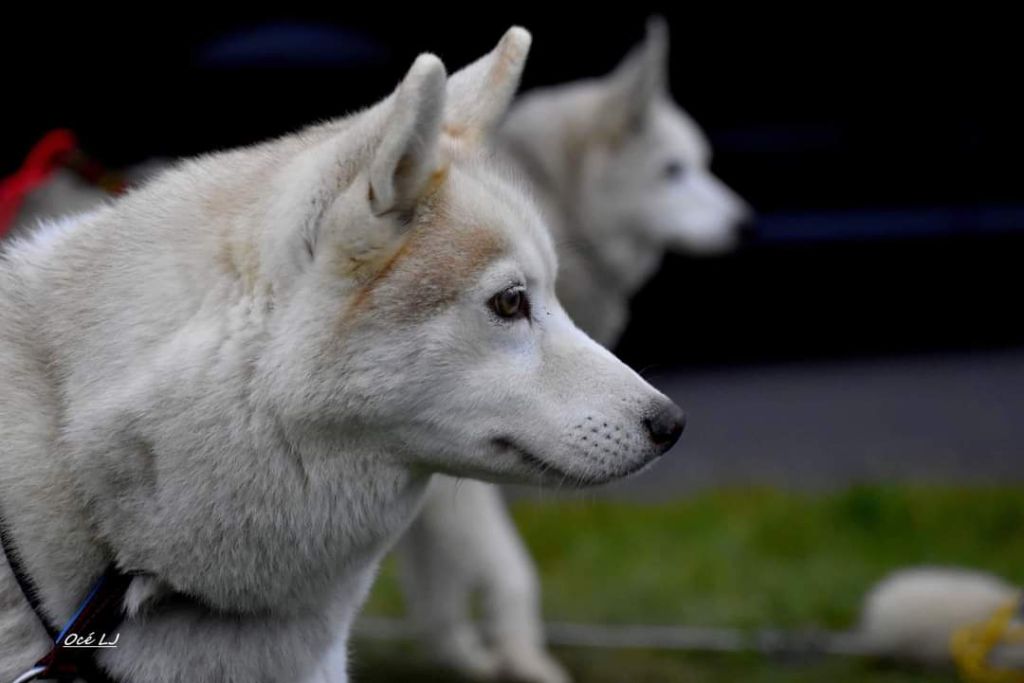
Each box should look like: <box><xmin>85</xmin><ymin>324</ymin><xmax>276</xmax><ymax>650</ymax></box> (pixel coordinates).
<box><xmin>343</xmin><ymin>235</ymin><xmax>415</xmax><ymax>316</ymax></box>
<box><xmin>420</xmin><ymin>165</ymin><xmax>449</xmax><ymax>198</ymax></box>
<box><xmin>337</xmin><ymin>232</ymin><xmax>404</xmax><ymax>283</ymax></box>
<box><xmin>340</xmin><ymin>166</ymin><xmax>451</xmax><ymax>285</ymax></box>
<box><xmin>340</xmin><ymin>185</ymin><xmax>507</xmax><ymax>326</ymax></box>
<box><xmin>382</xmin><ymin>224</ymin><xmax>506</xmax><ymax>321</ymax></box>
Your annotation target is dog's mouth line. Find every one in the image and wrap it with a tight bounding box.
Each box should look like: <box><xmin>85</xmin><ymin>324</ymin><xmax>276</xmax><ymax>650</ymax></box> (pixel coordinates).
<box><xmin>491</xmin><ymin>436</ymin><xmax>577</xmax><ymax>481</ymax></box>
<box><xmin>618</xmin><ymin>452</ymin><xmax>662</xmax><ymax>479</ymax></box>
<box><xmin>492</xmin><ymin>436</ymin><xmax>651</xmax><ymax>485</ymax></box>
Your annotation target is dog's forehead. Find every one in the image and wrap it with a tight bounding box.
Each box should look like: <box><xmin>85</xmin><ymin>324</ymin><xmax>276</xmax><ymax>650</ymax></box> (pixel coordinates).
<box><xmin>650</xmin><ymin>101</ymin><xmax>711</xmax><ymax>164</ymax></box>
<box><xmin>444</xmin><ymin>161</ymin><xmax>556</xmax><ymax>278</ymax></box>
<box><xmin>340</xmin><ymin>159</ymin><xmax>555</xmax><ymax>325</ymax></box>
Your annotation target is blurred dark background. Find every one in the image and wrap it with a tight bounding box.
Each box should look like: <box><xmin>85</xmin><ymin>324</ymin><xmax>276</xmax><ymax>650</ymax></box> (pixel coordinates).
<box><xmin>3</xmin><ymin>7</ymin><xmax>1022</xmax><ymax>370</ymax></box>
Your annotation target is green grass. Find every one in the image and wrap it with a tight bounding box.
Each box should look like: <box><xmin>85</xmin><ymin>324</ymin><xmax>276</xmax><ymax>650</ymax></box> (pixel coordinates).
<box><xmin>357</xmin><ymin>485</ymin><xmax>1024</xmax><ymax>681</ymax></box>
<box><xmin>352</xmin><ymin>642</ymin><xmax>958</xmax><ymax>683</ymax></box>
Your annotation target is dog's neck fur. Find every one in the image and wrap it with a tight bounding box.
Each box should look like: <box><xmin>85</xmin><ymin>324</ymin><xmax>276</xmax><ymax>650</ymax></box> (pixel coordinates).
<box><xmin>499</xmin><ymin>89</ymin><xmax>665</xmax><ymax>346</ymax></box>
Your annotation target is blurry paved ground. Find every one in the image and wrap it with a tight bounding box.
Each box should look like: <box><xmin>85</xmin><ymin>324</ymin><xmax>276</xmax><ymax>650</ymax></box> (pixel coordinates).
<box><xmin>521</xmin><ymin>348</ymin><xmax>1024</xmax><ymax>501</ymax></box>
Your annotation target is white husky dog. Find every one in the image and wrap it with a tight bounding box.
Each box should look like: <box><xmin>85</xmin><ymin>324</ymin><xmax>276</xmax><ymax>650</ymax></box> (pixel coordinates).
<box><xmin>396</xmin><ymin>19</ymin><xmax>749</xmax><ymax>683</ymax></box>
<box><xmin>0</xmin><ymin>27</ymin><xmax>686</xmax><ymax>683</ymax></box>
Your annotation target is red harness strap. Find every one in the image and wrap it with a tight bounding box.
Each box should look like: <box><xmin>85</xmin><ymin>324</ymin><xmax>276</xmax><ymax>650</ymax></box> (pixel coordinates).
<box><xmin>0</xmin><ymin>129</ymin><xmax>77</xmax><ymax>239</ymax></box>
<box><xmin>0</xmin><ymin>129</ymin><xmax>127</xmax><ymax>240</ymax></box>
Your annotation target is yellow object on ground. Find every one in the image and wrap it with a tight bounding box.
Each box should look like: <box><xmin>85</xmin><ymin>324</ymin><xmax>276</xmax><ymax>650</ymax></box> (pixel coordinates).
<box><xmin>953</xmin><ymin>597</ymin><xmax>1024</xmax><ymax>683</ymax></box>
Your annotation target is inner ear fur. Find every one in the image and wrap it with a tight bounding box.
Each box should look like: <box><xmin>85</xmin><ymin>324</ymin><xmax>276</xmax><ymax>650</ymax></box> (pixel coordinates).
<box><xmin>369</xmin><ymin>53</ymin><xmax>447</xmax><ymax>216</ymax></box>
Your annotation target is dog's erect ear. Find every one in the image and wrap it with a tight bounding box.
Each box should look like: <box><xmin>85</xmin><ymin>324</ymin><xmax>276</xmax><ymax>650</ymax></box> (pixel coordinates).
<box><xmin>369</xmin><ymin>53</ymin><xmax>447</xmax><ymax>215</ymax></box>
<box><xmin>599</xmin><ymin>16</ymin><xmax>669</xmax><ymax>137</ymax></box>
<box><xmin>444</xmin><ymin>27</ymin><xmax>532</xmax><ymax>144</ymax></box>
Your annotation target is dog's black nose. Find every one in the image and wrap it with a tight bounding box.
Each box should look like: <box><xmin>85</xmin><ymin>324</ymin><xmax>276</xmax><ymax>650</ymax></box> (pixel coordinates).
<box><xmin>643</xmin><ymin>401</ymin><xmax>686</xmax><ymax>452</ymax></box>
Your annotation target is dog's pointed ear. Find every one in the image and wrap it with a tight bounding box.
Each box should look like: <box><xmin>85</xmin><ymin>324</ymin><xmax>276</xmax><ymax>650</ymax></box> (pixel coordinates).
<box><xmin>444</xmin><ymin>26</ymin><xmax>532</xmax><ymax>144</ymax></box>
<box><xmin>600</xmin><ymin>16</ymin><xmax>669</xmax><ymax>137</ymax></box>
<box><xmin>369</xmin><ymin>53</ymin><xmax>447</xmax><ymax>215</ymax></box>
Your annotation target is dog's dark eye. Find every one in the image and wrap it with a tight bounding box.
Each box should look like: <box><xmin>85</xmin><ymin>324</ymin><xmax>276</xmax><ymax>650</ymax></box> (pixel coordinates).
<box><xmin>663</xmin><ymin>160</ymin><xmax>686</xmax><ymax>181</ymax></box>
<box><xmin>490</xmin><ymin>286</ymin><xmax>529</xmax><ymax>320</ymax></box>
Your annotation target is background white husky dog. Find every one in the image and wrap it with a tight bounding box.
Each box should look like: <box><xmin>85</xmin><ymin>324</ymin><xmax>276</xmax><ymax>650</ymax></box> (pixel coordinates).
<box><xmin>0</xmin><ymin>26</ymin><xmax>685</xmax><ymax>683</ymax></box>
<box><xmin>396</xmin><ymin>18</ymin><xmax>750</xmax><ymax>683</ymax></box>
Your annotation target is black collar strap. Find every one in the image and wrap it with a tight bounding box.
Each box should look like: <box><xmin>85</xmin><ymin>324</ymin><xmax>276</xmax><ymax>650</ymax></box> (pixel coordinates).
<box><xmin>1</xmin><ymin>506</ymin><xmax>128</xmax><ymax>683</ymax></box>
<box><xmin>0</xmin><ymin>507</ymin><xmax>56</xmax><ymax>642</ymax></box>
